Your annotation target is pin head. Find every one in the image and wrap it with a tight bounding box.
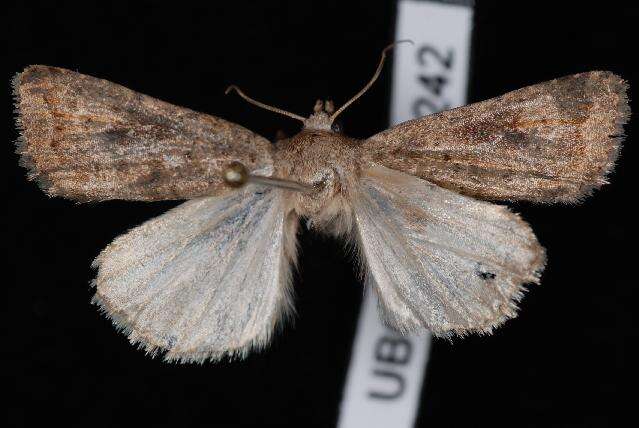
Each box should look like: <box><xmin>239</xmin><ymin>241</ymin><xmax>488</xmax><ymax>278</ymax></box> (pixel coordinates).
<box><xmin>223</xmin><ymin>161</ymin><xmax>249</xmax><ymax>188</ymax></box>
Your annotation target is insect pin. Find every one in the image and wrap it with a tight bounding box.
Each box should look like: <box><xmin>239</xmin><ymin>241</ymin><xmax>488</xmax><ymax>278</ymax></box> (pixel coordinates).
<box><xmin>13</xmin><ymin>42</ymin><xmax>629</xmax><ymax>362</ymax></box>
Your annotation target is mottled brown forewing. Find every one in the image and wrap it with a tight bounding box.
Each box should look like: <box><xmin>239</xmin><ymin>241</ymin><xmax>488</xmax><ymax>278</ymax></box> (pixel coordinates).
<box><xmin>362</xmin><ymin>71</ymin><xmax>629</xmax><ymax>203</ymax></box>
<box><xmin>13</xmin><ymin>65</ymin><xmax>273</xmax><ymax>202</ymax></box>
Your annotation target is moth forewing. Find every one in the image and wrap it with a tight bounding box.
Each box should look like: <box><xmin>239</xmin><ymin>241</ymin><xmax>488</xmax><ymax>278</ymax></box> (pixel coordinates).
<box><xmin>13</xmin><ymin>65</ymin><xmax>274</xmax><ymax>202</ymax></box>
<box><xmin>362</xmin><ymin>71</ymin><xmax>629</xmax><ymax>203</ymax></box>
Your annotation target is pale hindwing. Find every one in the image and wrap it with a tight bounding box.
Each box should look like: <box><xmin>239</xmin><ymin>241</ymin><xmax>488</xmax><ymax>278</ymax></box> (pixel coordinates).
<box><xmin>92</xmin><ymin>185</ymin><xmax>297</xmax><ymax>362</ymax></box>
<box><xmin>353</xmin><ymin>164</ymin><xmax>546</xmax><ymax>336</ymax></box>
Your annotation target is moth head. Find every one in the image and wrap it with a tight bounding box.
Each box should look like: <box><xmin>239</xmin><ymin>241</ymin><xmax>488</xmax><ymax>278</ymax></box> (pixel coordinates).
<box><xmin>224</xmin><ymin>41</ymin><xmax>410</xmax><ymax>133</ymax></box>
<box><xmin>303</xmin><ymin>99</ymin><xmax>336</xmax><ymax>132</ymax></box>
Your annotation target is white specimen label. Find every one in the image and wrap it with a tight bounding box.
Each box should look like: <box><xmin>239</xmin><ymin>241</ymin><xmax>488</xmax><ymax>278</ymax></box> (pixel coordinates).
<box><xmin>338</xmin><ymin>1</ymin><xmax>474</xmax><ymax>427</ymax></box>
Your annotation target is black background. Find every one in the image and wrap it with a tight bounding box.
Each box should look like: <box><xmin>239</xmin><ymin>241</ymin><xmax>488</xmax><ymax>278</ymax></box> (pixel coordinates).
<box><xmin>5</xmin><ymin>1</ymin><xmax>636</xmax><ymax>427</ymax></box>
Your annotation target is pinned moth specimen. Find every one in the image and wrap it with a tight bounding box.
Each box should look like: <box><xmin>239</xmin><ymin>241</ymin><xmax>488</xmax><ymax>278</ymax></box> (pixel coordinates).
<box><xmin>13</xmin><ymin>44</ymin><xmax>629</xmax><ymax>363</ymax></box>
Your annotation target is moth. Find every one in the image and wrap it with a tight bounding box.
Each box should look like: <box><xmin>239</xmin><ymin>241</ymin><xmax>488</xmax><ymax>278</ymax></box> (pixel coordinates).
<box><xmin>13</xmin><ymin>44</ymin><xmax>629</xmax><ymax>363</ymax></box>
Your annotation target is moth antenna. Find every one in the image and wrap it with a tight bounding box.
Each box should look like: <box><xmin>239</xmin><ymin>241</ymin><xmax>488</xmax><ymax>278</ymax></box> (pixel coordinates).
<box><xmin>225</xmin><ymin>85</ymin><xmax>306</xmax><ymax>123</ymax></box>
<box><xmin>223</xmin><ymin>161</ymin><xmax>317</xmax><ymax>193</ymax></box>
<box><xmin>330</xmin><ymin>40</ymin><xmax>414</xmax><ymax>122</ymax></box>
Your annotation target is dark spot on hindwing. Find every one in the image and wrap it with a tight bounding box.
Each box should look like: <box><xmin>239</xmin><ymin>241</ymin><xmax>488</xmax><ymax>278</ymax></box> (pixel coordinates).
<box><xmin>476</xmin><ymin>263</ymin><xmax>496</xmax><ymax>280</ymax></box>
<box><xmin>479</xmin><ymin>271</ymin><xmax>496</xmax><ymax>280</ymax></box>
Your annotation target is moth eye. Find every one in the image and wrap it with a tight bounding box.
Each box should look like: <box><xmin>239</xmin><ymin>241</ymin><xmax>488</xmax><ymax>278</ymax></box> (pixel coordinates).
<box><xmin>331</xmin><ymin>121</ymin><xmax>342</xmax><ymax>133</ymax></box>
<box><xmin>324</xmin><ymin>100</ymin><xmax>335</xmax><ymax>114</ymax></box>
<box><xmin>223</xmin><ymin>161</ymin><xmax>249</xmax><ymax>187</ymax></box>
